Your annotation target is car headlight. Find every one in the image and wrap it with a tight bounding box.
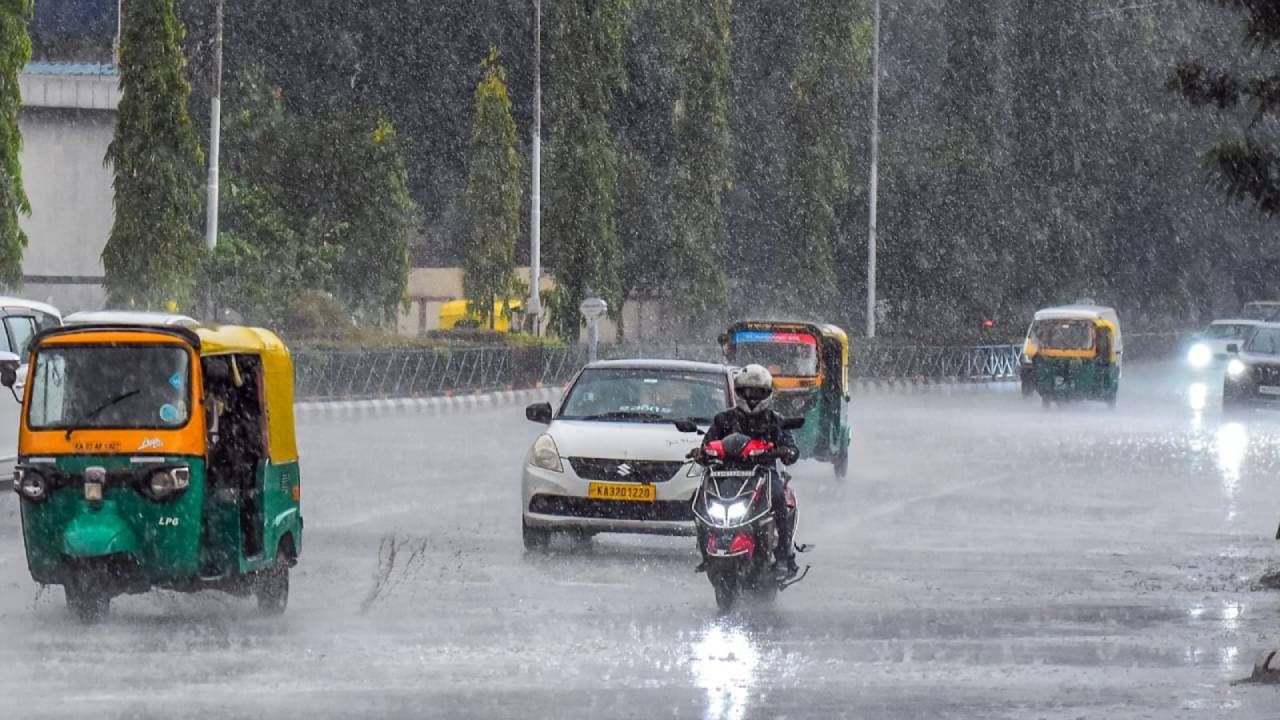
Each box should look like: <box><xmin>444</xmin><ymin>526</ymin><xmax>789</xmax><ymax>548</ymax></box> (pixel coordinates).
<box><xmin>530</xmin><ymin>434</ymin><xmax>563</xmax><ymax>472</ymax></box>
<box><xmin>726</xmin><ymin>500</ymin><xmax>750</xmax><ymax>523</ymax></box>
<box><xmin>1227</xmin><ymin>359</ymin><xmax>1248</xmax><ymax>379</ymax></box>
<box><xmin>148</xmin><ymin>467</ymin><xmax>190</xmax><ymax>499</ymax></box>
<box><xmin>1187</xmin><ymin>343</ymin><xmax>1213</xmax><ymax>369</ymax></box>
<box><xmin>14</xmin><ymin>468</ymin><xmax>47</xmax><ymax>501</ymax></box>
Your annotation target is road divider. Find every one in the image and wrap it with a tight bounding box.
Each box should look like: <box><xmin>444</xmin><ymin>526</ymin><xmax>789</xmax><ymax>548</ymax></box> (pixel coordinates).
<box><xmin>294</xmin><ymin>386</ymin><xmax>564</xmax><ymax>423</ymax></box>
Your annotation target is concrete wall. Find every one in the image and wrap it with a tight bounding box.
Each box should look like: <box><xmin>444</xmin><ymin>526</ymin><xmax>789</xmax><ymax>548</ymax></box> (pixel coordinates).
<box><xmin>16</xmin><ymin>70</ymin><xmax>119</xmax><ymax>312</ymax></box>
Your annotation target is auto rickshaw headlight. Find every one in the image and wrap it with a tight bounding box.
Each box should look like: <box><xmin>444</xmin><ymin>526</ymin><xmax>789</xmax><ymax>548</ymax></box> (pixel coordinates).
<box><xmin>148</xmin><ymin>467</ymin><xmax>191</xmax><ymax>499</ymax></box>
<box><xmin>15</xmin><ymin>469</ymin><xmax>47</xmax><ymax>502</ymax></box>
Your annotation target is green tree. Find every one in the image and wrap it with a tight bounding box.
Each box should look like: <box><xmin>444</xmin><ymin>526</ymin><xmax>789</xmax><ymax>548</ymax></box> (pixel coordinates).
<box><xmin>545</xmin><ymin>0</ymin><xmax>630</xmax><ymax>340</ymax></box>
<box><xmin>0</xmin><ymin>0</ymin><xmax>33</xmax><ymax>289</ymax></box>
<box><xmin>666</xmin><ymin>0</ymin><xmax>732</xmax><ymax>328</ymax></box>
<box><xmin>463</xmin><ymin>49</ymin><xmax>523</xmax><ymax>330</ymax></box>
<box><xmin>104</xmin><ymin>0</ymin><xmax>203</xmax><ymax>309</ymax></box>
<box><xmin>777</xmin><ymin>1</ymin><xmax>871</xmax><ymax>316</ymax></box>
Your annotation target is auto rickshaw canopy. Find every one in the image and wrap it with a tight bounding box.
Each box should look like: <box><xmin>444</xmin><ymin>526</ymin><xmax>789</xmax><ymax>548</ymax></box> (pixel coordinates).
<box><xmin>723</xmin><ymin>321</ymin><xmax>850</xmax><ymax>393</ymax></box>
<box><xmin>1026</xmin><ymin>305</ymin><xmax>1122</xmax><ymax>363</ymax></box>
<box><xmin>196</xmin><ymin>325</ymin><xmax>297</xmax><ymax>464</ymax></box>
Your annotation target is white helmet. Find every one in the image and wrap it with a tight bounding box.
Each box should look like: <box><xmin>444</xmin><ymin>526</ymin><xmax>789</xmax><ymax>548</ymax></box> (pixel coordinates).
<box><xmin>734</xmin><ymin>364</ymin><xmax>774</xmax><ymax>415</ymax></box>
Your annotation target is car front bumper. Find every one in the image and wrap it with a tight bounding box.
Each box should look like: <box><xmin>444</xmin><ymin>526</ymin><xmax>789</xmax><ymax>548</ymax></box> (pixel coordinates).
<box><xmin>522</xmin><ymin>463</ymin><xmax>699</xmax><ymax>536</ymax></box>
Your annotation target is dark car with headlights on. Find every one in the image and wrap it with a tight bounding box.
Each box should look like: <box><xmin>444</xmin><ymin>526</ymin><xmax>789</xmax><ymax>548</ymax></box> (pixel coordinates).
<box><xmin>1223</xmin><ymin>323</ymin><xmax>1280</xmax><ymax>411</ymax></box>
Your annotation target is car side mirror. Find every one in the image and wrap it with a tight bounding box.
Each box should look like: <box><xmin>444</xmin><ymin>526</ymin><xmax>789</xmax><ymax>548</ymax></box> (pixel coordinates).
<box><xmin>782</xmin><ymin>417</ymin><xmax>805</xmax><ymax>431</ymax></box>
<box><xmin>0</xmin><ymin>352</ymin><xmax>20</xmax><ymax>401</ymax></box>
<box><xmin>525</xmin><ymin>402</ymin><xmax>553</xmax><ymax>424</ymax></box>
<box><xmin>1227</xmin><ymin>343</ymin><xmax>1240</xmax><ymax>355</ymax></box>
<box><xmin>674</xmin><ymin>419</ymin><xmax>699</xmax><ymax>433</ymax></box>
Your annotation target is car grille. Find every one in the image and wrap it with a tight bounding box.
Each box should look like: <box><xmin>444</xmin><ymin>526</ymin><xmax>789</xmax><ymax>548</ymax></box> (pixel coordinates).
<box><xmin>1255</xmin><ymin>364</ymin><xmax>1280</xmax><ymax>386</ymax></box>
<box><xmin>528</xmin><ymin>494</ymin><xmax>694</xmax><ymax>522</ymax></box>
<box><xmin>567</xmin><ymin>458</ymin><xmax>684</xmax><ymax>483</ymax></box>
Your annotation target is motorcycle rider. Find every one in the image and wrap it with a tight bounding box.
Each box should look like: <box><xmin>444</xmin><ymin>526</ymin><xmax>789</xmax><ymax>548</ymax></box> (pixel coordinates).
<box><xmin>696</xmin><ymin>364</ymin><xmax>800</xmax><ymax>576</ymax></box>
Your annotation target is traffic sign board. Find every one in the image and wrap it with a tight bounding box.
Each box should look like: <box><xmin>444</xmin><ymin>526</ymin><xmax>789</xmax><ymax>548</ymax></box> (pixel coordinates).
<box><xmin>579</xmin><ymin>297</ymin><xmax>608</xmax><ymax>322</ymax></box>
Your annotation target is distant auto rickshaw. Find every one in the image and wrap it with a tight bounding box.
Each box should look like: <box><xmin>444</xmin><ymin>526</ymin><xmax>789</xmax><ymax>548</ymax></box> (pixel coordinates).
<box><xmin>721</xmin><ymin>321</ymin><xmax>852</xmax><ymax>478</ymax></box>
<box><xmin>438</xmin><ymin>298</ymin><xmax>523</xmax><ymax>331</ymax></box>
<box><xmin>5</xmin><ymin>319</ymin><xmax>303</xmax><ymax>622</ymax></box>
<box><xmin>1020</xmin><ymin>305</ymin><xmax>1123</xmax><ymax>408</ymax></box>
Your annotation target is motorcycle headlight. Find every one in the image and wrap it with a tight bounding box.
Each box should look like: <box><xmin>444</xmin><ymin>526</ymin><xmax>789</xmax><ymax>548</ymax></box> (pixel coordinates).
<box><xmin>1187</xmin><ymin>343</ymin><xmax>1213</xmax><ymax>370</ymax></box>
<box><xmin>1227</xmin><ymin>359</ymin><xmax>1248</xmax><ymax>379</ymax></box>
<box><xmin>726</xmin><ymin>500</ymin><xmax>750</xmax><ymax>523</ymax></box>
<box><xmin>149</xmin><ymin>467</ymin><xmax>191</xmax><ymax>499</ymax></box>
<box><xmin>530</xmin><ymin>434</ymin><xmax>563</xmax><ymax>472</ymax></box>
<box><xmin>15</xmin><ymin>468</ymin><xmax>46</xmax><ymax>501</ymax></box>
<box><xmin>707</xmin><ymin>499</ymin><xmax>728</xmax><ymax>524</ymax></box>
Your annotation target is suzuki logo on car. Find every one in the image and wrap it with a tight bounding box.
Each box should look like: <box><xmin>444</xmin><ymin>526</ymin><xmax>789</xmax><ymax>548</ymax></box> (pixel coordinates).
<box><xmin>616</xmin><ymin>463</ymin><xmax>634</xmax><ymax>477</ymax></box>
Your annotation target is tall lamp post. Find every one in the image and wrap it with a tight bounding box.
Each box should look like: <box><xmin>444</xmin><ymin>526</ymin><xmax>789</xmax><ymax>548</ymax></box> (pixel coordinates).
<box><xmin>205</xmin><ymin>0</ymin><xmax>224</xmax><ymax>320</ymax></box>
<box><xmin>526</xmin><ymin>0</ymin><xmax>543</xmax><ymax>335</ymax></box>
<box><xmin>866</xmin><ymin>0</ymin><xmax>880</xmax><ymax>339</ymax></box>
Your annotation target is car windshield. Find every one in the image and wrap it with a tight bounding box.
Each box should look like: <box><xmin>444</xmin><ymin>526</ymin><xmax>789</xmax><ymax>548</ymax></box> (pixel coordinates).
<box><xmin>559</xmin><ymin>368</ymin><xmax>728</xmax><ymax>423</ymax></box>
<box><xmin>732</xmin><ymin>336</ymin><xmax>819</xmax><ymax>377</ymax></box>
<box><xmin>1246</xmin><ymin>327</ymin><xmax>1280</xmax><ymax>356</ymax></box>
<box><xmin>1033</xmin><ymin>319</ymin><xmax>1095</xmax><ymax>351</ymax></box>
<box><xmin>1205</xmin><ymin>323</ymin><xmax>1255</xmax><ymax>340</ymax></box>
<box><xmin>27</xmin><ymin>345</ymin><xmax>193</xmax><ymax>430</ymax></box>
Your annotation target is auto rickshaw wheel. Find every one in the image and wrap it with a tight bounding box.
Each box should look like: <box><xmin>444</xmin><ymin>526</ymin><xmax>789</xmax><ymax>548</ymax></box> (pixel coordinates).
<box><xmin>1041</xmin><ymin>395</ymin><xmax>1052</xmax><ymax>410</ymax></box>
<box><xmin>65</xmin><ymin>580</ymin><xmax>110</xmax><ymax>624</ymax></box>
<box><xmin>255</xmin><ymin>549</ymin><xmax>290</xmax><ymax>615</ymax></box>
<box><xmin>833</xmin><ymin>447</ymin><xmax>849</xmax><ymax>479</ymax></box>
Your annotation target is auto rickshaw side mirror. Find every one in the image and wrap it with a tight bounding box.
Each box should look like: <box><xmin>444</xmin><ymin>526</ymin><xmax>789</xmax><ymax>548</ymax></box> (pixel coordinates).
<box><xmin>526</xmin><ymin>402</ymin><xmax>553</xmax><ymax>424</ymax></box>
<box><xmin>1227</xmin><ymin>343</ymin><xmax>1240</xmax><ymax>355</ymax></box>
<box><xmin>782</xmin><ymin>417</ymin><xmax>805</xmax><ymax>431</ymax></box>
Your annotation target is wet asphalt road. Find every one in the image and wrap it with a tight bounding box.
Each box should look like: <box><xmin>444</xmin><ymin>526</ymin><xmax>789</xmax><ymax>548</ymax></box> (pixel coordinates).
<box><xmin>5</xmin><ymin>365</ymin><xmax>1280</xmax><ymax>718</ymax></box>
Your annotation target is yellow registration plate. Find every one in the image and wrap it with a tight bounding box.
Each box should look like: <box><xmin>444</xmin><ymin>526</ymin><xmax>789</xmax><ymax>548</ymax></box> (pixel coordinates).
<box><xmin>587</xmin><ymin>482</ymin><xmax>656</xmax><ymax>503</ymax></box>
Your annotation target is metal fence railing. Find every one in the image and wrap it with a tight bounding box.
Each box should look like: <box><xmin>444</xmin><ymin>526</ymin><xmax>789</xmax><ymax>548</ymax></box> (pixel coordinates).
<box><xmin>292</xmin><ymin>332</ymin><xmax>1191</xmax><ymax>401</ymax></box>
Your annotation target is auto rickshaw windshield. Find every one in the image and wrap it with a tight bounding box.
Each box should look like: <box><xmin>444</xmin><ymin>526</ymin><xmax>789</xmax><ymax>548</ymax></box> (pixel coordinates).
<box><xmin>733</xmin><ymin>333</ymin><xmax>819</xmax><ymax>377</ymax></box>
<box><xmin>27</xmin><ymin>345</ymin><xmax>193</xmax><ymax>430</ymax></box>
<box><xmin>1033</xmin><ymin>320</ymin><xmax>1095</xmax><ymax>351</ymax></box>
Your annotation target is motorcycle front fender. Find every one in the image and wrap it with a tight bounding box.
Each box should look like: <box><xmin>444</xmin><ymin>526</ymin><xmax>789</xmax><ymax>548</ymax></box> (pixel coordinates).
<box><xmin>61</xmin><ymin>501</ymin><xmax>139</xmax><ymax>559</ymax></box>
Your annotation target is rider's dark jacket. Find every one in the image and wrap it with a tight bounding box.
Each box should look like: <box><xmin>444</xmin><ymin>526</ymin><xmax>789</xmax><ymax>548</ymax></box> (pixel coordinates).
<box><xmin>702</xmin><ymin>407</ymin><xmax>799</xmax><ymax>465</ymax></box>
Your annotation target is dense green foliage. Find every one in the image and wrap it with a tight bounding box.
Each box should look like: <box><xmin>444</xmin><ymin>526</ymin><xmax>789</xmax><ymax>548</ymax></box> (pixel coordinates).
<box><xmin>208</xmin><ymin>67</ymin><xmax>415</xmax><ymax>327</ymax></box>
<box><xmin>164</xmin><ymin>0</ymin><xmax>1279</xmax><ymax>339</ymax></box>
<box><xmin>463</xmin><ymin>50</ymin><xmax>523</xmax><ymax>330</ymax></box>
<box><xmin>0</xmin><ymin>0</ymin><xmax>32</xmax><ymax>290</ymax></box>
<box><xmin>103</xmin><ymin>0</ymin><xmax>204</xmax><ymax>309</ymax></box>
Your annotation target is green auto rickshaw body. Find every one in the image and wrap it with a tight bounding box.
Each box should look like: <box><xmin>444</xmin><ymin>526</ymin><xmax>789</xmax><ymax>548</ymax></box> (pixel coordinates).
<box><xmin>12</xmin><ymin>319</ymin><xmax>302</xmax><ymax>614</ymax></box>
<box><xmin>1022</xmin><ymin>305</ymin><xmax>1123</xmax><ymax>405</ymax></box>
<box><xmin>723</xmin><ymin>321</ymin><xmax>852</xmax><ymax>477</ymax></box>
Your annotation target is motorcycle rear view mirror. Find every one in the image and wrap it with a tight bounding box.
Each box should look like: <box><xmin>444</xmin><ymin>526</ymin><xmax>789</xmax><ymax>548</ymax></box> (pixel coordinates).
<box><xmin>525</xmin><ymin>402</ymin><xmax>553</xmax><ymax>424</ymax></box>
<box><xmin>782</xmin><ymin>417</ymin><xmax>805</xmax><ymax>431</ymax></box>
<box><xmin>673</xmin><ymin>419</ymin><xmax>700</xmax><ymax>433</ymax></box>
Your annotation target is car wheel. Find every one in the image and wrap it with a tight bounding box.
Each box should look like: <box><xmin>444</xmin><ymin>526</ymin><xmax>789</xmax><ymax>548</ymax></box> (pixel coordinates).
<box><xmin>522</xmin><ymin>519</ymin><xmax>551</xmax><ymax>552</ymax></box>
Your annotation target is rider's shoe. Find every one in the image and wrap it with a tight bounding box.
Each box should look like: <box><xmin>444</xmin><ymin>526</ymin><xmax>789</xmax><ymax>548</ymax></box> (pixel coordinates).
<box><xmin>773</xmin><ymin>555</ymin><xmax>799</xmax><ymax>580</ymax></box>
<box><xmin>694</xmin><ymin>560</ymin><xmax>708</xmax><ymax>573</ymax></box>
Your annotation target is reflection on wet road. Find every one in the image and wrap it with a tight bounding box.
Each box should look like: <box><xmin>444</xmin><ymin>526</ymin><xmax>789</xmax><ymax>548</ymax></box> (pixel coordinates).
<box><xmin>6</xmin><ymin>362</ymin><xmax>1280</xmax><ymax>717</ymax></box>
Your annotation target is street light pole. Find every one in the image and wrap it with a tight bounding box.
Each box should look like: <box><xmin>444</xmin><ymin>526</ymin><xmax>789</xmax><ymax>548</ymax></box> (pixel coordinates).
<box><xmin>526</xmin><ymin>0</ymin><xmax>543</xmax><ymax>335</ymax></box>
<box><xmin>866</xmin><ymin>0</ymin><xmax>880</xmax><ymax>339</ymax></box>
<box><xmin>205</xmin><ymin>0</ymin><xmax>224</xmax><ymax>319</ymax></box>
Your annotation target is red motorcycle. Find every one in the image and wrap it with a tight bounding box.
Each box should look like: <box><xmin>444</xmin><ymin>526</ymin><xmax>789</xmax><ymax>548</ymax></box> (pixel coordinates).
<box><xmin>677</xmin><ymin>420</ymin><xmax>810</xmax><ymax>612</ymax></box>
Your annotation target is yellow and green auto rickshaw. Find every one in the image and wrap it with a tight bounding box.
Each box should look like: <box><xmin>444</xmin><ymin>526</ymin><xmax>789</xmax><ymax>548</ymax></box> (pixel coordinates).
<box><xmin>4</xmin><ymin>318</ymin><xmax>302</xmax><ymax>622</ymax></box>
<box><xmin>438</xmin><ymin>298</ymin><xmax>523</xmax><ymax>331</ymax></box>
<box><xmin>721</xmin><ymin>321</ymin><xmax>852</xmax><ymax>478</ymax></box>
<box><xmin>1020</xmin><ymin>305</ymin><xmax>1123</xmax><ymax>408</ymax></box>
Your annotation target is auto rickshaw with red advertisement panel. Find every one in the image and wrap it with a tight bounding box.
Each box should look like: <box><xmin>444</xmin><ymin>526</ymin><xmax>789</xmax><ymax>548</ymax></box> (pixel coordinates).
<box><xmin>721</xmin><ymin>321</ymin><xmax>851</xmax><ymax>478</ymax></box>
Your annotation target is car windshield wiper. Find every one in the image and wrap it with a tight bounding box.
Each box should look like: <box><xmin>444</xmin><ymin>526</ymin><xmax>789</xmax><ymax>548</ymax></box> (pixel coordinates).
<box><xmin>577</xmin><ymin>411</ymin><xmax>666</xmax><ymax>422</ymax></box>
<box><xmin>66</xmin><ymin>389</ymin><xmax>141</xmax><ymax>439</ymax></box>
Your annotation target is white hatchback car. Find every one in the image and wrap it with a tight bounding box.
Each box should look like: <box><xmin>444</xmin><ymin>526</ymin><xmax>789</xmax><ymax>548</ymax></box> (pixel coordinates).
<box><xmin>521</xmin><ymin>359</ymin><xmax>735</xmax><ymax>549</ymax></box>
